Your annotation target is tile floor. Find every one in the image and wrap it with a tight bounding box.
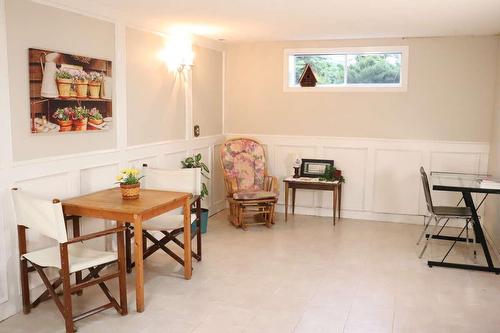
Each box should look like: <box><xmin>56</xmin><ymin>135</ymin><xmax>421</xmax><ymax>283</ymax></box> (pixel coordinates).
<box><xmin>2</xmin><ymin>211</ymin><xmax>500</xmax><ymax>332</ymax></box>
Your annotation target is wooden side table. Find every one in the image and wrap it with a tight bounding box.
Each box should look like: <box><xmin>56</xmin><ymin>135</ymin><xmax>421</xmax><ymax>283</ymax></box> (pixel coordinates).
<box><xmin>283</xmin><ymin>177</ymin><xmax>342</xmax><ymax>226</ymax></box>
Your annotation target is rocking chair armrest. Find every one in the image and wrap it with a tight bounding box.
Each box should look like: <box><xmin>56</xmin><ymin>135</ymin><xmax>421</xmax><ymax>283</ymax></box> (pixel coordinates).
<box><xmin>264</xmin><ymin>175</ymin><xmax>279</xmax><ymax>194</ymax></box>
<box><xmin>224</xmin><ymin>175</ymin><xmax>239</xmax><ymax>195</ymax></box>
<box><xmin>63</xmin><ymin>226</ymin><xmax>127</xmax><ymax>245</ymax></box>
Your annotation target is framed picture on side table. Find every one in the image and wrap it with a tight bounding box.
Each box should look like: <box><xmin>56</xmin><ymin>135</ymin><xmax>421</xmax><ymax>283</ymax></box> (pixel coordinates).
<box><xmin>300</xmin><ymin>159</ymin><xmax>334</xmax><ymax>178</ymax></box>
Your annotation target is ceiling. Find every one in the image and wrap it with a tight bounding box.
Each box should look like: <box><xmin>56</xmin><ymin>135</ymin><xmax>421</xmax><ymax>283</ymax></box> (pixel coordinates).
<box><xmin>41</xmin><ymin>0</ymin><xmax>500</xmax><ymax>42</ymax></box>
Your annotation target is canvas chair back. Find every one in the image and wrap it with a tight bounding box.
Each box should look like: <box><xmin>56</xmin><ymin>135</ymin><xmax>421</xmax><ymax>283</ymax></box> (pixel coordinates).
<box><xmin>420</xmin><ymin>167</ymin><xmax>435</xmax><ymax>214</ymax></box>
<box><xmin>220</xmin><ymin>138</ymin><xmax>267</xmax><ymax>191</ymax></box>
<box><xmin>143</xmin><ymin>167</ymin><xmax>201</xmax><ymax>195</ymax></box>
<box><xmin>143</xmin><ymin>167</ymin><xmax>201</xmax><ymax>215</ymax></box>
<box><xmin>11</xmin><ymin>189</ymin><xmax>68</xmax><ymax>243</ymax></box>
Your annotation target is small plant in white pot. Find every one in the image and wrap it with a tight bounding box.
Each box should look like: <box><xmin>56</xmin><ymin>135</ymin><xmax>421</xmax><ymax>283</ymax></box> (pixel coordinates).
<box><xmin>181</xmin><ymin>153</ymin><xmax>210</xmax><ymax>233</ymax></box>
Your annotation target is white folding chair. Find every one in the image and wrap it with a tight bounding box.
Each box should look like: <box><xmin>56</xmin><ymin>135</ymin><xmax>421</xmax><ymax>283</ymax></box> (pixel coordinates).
<box><xmin>125</xmin><ymin>165</ymin><xmax>202</xmax><ymax>273</ymax></box>
<box><xmin>11</xmin><ymin>188</ymin><xmax>127</xmax><ymax>333</ymax></box>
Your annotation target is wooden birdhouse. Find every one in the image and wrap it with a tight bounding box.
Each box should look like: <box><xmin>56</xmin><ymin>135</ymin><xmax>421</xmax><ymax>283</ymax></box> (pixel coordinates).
<box><xmin>299</xmin><ymin>64</ymin><xmax>318</xmax><ymax>87</ymax></box>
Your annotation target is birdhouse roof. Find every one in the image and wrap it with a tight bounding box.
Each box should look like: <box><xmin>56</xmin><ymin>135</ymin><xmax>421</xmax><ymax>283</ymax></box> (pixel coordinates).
<box><xmin>298</xmin><ymin>63</ymin><xmax>318</xmax><ymax>83</ymax></box>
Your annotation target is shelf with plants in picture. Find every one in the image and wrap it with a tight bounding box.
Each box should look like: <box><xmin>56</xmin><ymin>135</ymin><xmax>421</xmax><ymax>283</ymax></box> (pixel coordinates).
<box><xmin>29</xmin><ymin>48</ymin><xmax>113</xmax><ymax>134</ymax></box>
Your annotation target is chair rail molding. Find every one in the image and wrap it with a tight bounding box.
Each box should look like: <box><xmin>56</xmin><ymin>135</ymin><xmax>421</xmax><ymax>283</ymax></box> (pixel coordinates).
<box><xmin>225</xmin><ymin>133</ymin><xmax>490</xmax><ymax>224</ymax></box>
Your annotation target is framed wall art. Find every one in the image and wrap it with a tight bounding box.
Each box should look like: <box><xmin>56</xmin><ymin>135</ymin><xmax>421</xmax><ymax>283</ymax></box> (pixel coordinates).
<box><xmin>29</xmin><ymin>48</ymin><xmax>112</xmax><ymax>134</ymax></box>
<box><xmin>300</xmin><ymin>158</ymin><xmax>334</xmax><ymax>178</ymax></box>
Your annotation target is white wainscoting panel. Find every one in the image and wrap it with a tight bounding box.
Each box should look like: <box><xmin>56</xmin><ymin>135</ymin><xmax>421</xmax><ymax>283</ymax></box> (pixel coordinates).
<box><xmin>227</xmin><ymin>134</ymin><xmax>489</xmax><ymax>224</ymax></box>
<box><xmin>322</xmin><ymin>147</ymin><xmax>367</xmax><ymax>211</ymax></box>
<box><xmin>373</xmin><ymin>149</ymin><xmax>423</xmax><ymax>215</ymax></box>
<box><xmin>212</xmin><ymin>144</ymin><xmax>226</xmax><ymax>210</ymax></box>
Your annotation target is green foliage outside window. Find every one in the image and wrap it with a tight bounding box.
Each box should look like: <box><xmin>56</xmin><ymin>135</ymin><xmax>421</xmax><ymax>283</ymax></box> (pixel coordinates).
<box><xmin>293</xmin><ymin>53</ymin><xmax>401</xmax><ymax>86</ymax></box>
<box><xmin>294</xmin><ymin>55</ymin><xmax>344</xmax><ymax>85</ymax></box>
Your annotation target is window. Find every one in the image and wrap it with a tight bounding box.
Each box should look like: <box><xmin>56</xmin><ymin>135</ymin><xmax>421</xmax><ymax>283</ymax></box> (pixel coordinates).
<box><xmin>284</xmin><ymin>46</ymin><xmax>408</xmax><ymax>92</ymax></box>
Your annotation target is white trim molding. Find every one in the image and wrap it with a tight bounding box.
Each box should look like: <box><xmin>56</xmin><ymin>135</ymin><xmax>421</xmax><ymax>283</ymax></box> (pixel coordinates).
<box><xmin>283</xmin><ymin>45</ymin><xmax>409</xmax><ymax>92</ymax></box>
<box><xmin>227</xmin><ymin>133</ymin><xmax>489</xmax><ymax>223</ymax></box>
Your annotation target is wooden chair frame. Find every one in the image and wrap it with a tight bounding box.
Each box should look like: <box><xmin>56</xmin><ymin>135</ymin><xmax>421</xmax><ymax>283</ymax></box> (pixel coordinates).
<box><xmin>18</xmin><ymin>213</ymin><xmax>127</xmax><ymax>333</ymax></box>
<box><xmin>125</xmin><ymin>196</ymin><xmax>202</xmax><ymax>273</ymax></box>
<box><xmin>220</xmin><ymin>137</ymin><xmax>279</xmax><ymax>230</ymax></box>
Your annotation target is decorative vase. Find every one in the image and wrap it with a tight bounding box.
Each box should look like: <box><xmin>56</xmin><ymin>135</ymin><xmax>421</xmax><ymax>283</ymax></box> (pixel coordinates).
<box><xmin>56</xmin><ymin>78</ymin><xmax>72</xmax><ymax>98</ymax></box>
<box><xmin>88</xmin><ymin>81</ymin><xmax>101</xmax><ymax>99</ymax></box>
<box><xmin>74</xmin><ymin>80</ymin><xmax>88</xmax><ymax>98</ymax></box>
<box><xmin>57</xmin><ymin>119</ymin><xmax>73</xmax><ymax>132</ymax></box>
<box><xmin>73</xmin><ymin>118</ymin><xmax>88</xmax><ymax>131</ymax></box>
<box><xmin>120</xmin><ymin>183</ymin><xmax>140</xmax><ymax>200</ymax></box>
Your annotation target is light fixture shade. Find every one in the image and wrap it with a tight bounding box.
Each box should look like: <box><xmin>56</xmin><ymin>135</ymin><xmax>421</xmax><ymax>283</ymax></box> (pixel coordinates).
<box><xmin>159</xmin><ymin>34</ymin><xmax>194</xmax><ymax>72</ymax></box>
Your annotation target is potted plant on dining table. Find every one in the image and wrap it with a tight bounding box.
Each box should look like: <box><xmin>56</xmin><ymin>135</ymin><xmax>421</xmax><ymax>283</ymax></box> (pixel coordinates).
<box><xmin>116</xmin><ymin>168</ymin><xmax>144</xmax><ymax>200</ymax></box>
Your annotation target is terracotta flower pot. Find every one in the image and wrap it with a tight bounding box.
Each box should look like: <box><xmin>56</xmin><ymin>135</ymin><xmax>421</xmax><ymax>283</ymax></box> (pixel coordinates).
<box><xmin>120</xmin><ymin>183</ymin><xmax>140</xmax><ymax>200</ymax></box>
<box><xmin>88</xmin><ymin>81</ymin><xmax>101</xmax><ymax>99</ymax></box>
<box><xmin>89</xmin><ymin>118</ymin><xmax>103</xmax><ymax>125</ymax></box>
<box><xmin>74</xmin><ymin>80</ymin><xmax>88</xmax><ymax>98</ymax></box>
<box><xmin>57</xmin><ymin>78</ymin><xmax>72</xmax><ymax>99</ymax></box>
<box><xmin>57</xmin><ymin>119</ymin><xmax>73</xmax><ymax>132</ymax></box>
<box><xmin>73</xmin><ymin>118</ymin><xmax>88</xmax><ymax>131</ymax></box>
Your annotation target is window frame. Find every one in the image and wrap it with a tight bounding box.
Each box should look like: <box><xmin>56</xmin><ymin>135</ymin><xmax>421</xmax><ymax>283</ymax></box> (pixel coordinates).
<box><xmin>283</xmin><ymin>46</ymin><xmax>409</xmax><ymax>92</ymax></box>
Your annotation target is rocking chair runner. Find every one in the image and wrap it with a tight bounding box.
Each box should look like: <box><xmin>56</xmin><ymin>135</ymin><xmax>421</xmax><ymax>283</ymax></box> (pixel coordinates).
<box><xmin>220</xmin><ymin>137</ymin><xmax>279</xmax><ymax>230</ymax></box>
<box><xmin>11</xmin><ymin>188</ymin><xmax>127</xmax><ymax>333</ymax></box>
<box><xmin>125</xmin><ymin>166</ymin><xmax>202</xmax><ymax>273</ymax></box>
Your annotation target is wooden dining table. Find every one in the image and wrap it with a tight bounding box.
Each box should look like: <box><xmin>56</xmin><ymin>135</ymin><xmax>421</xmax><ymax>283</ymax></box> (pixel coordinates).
<box><xmin>62</xmin><ymin>188</ymin><xmax>192</xmax><ymax>312</ymax></box>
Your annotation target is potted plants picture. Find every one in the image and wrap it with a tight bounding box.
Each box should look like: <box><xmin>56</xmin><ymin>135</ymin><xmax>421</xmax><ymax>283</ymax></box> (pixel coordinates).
<box><xmin>181</xmin><ymin>153</ymin><xmax>210</xmax><ymax>233</ymax></box>
<box><xmin>72</xmin><ymin>106</ymin><xmax>89</xmax><ymax>131</ymax></box>
<box><xmin>88</xmin><ymin>71</ymin><xmax>103</xmax><ymax>99</ymax></box>
<box><xmin>88</xmin><ymin>107</ymin><xmax>103</xmax><ymax>126</ymax></box>
<box><xmin>29</xmin><ymin>48</ymin><xmax>113</xmax><ymax>135</ymax></box>
<box><xmin>52</xmin><ymin>107</ymin><xmax>73</xmax><ymax>132</ymax></box>
<box><xmin>55</xmin><ymin>69</ymin><xmax>73</xmax><ymax>98</ymax></box>
<box><xmin>116</xmin><ymin>168</ymin><xmax>144</xmax><ymax>200</ymax></box>
<box><xmin>73</xmin><ymin>70</ymin><xmax>89</xmax><ymax>98</ymax></box>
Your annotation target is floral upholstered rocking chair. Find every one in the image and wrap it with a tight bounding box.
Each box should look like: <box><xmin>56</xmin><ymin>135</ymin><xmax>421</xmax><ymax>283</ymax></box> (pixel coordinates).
<box><xmin>220</xmin><ymin>137</ymin><xmax>279</xmax><ymax>230</ymax></box>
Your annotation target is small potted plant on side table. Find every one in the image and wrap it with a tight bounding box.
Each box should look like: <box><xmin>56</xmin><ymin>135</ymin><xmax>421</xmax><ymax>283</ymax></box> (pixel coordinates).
<box><xmin>116</xmin><ymin>168</ymin><xmax>144</xmax><ymax>200</ymax></box>
<box><xmin>52</xmin><ymin>107</ymin><xmax>74</xmax><ymax>132</ymax></box>
<box><xmin>181</xmin><ymin>153</ymin><xmax>210</xmax><ymax>233</ymax></box>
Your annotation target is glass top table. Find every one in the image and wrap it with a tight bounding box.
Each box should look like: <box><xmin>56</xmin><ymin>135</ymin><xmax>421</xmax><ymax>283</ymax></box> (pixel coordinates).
<box><xmin>431</xmin><ymin>171</ymin><xmax>500</xmax><ymax>194</ymax></box>
<box><xmin>427</xmin><ymin>171</ymin><xmax>500</xmax><ymax>273</ymax></box>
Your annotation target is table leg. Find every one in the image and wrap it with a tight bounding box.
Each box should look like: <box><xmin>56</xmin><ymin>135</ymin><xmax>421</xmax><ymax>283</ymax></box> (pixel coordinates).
<box><xmin>183</xmin><ymin>198</ymin><xmax>193</xmax><ymax>279</ymax></box>
<box><xmin>284</xmin><ymin>182</ymin><xmax>289</xmax><ymax>222</ymax></box>
<box><xmin>332</xmin><ymin>187</ymin><xmax>337</xmax><ymax>226</ymax></box>
<box><xmin>292</xmin><ymin>188</ymin><xmax>296</xmax><ymax>215</ymax></box>
<box><xmin>338</xmin><ymin>184</ymin><xmax>342</xmax><ymax>219</ymax></box>
<box><xmin>133</xmin><ymin>215</ymin><xmax>145</xmax><ymax>312</ymax></box>
<box><xmin>427</xmin><ymin>191</ymin><xmax>500</xmax><ymax>274</ymax></box>
<box><xmin>72</xmin><ymin>216</ymin><xmax>82</xmax><ymax>295</ymax></box>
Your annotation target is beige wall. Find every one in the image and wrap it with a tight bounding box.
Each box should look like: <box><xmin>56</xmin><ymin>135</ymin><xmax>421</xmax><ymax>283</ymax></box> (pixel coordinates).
<box><xmin>192</xmin><ymin>45</ymin><xmax>223</xmax><ymax>137</ymax></box>
<box><xmin>225</xmin><ymin>36</ymin><xmax>498</xmax><ymax>142</ymax></box>
<box><xmin>484</xmin><ymin>38</ymin><xmax>500</xmax><ymax>249</ymax></box>
<box><xmin>6</xmin><ymin>0</ymin><xmax>116</xmax><ymax>161</ymax></box>
<box><xmin>126</xmin><ymin>27</ymin><xmax>186</xmax><ymax>145</ymax></box>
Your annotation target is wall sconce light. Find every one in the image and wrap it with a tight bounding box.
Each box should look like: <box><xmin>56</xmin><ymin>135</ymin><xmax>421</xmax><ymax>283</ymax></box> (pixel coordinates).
<box><xmin>159</xmin><ymin>33</ymin><xmax>194</xmax><ymax>72</ymax></box>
